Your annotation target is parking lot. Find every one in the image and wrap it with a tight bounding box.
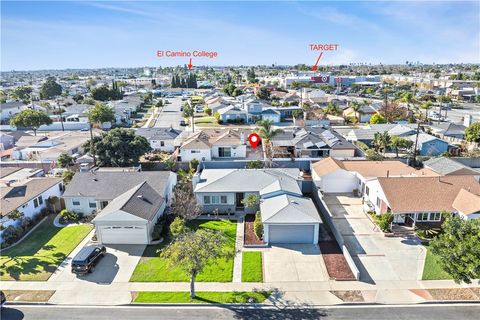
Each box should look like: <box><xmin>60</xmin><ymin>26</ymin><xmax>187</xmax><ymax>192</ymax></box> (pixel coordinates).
<box><xmin>323</xmin><ymin>194</ymin><xmax>426</xmax><ymax>283</ymax></box>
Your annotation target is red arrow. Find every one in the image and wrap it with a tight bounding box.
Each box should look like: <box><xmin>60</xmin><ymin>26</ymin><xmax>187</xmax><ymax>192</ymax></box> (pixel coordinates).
<box><xmin>312</xmin><ymin>52</ymin><xmax>323</xmax><ymax>71</ymax></box>
<box><xmin>187</xmin><ymin>58</ymin><xmax>193</xmax><ymax>69</ymax></box>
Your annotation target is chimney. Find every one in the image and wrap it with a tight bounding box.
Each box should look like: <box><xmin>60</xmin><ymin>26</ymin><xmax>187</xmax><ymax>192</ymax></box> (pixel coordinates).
<box><xmin>192</xmin><ymin>172</ymin><xmax>201</xmax><ymax>189</ymax></box>
<box><xmin>240</xmin><ymin>132</ymin><xmax>246</xmax><ymax>145</ymax></box>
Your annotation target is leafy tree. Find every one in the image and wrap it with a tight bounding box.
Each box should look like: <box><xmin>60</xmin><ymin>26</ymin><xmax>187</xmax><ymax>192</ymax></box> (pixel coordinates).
<box><xmin>40</xmin><ymin>77</ymin><xmax>62</xmax><ymax>99</ymax></box>
<box><xmin>390</xmin><ymin>136</ymin><xmax>413</xmax><ymax>157</ymax></box>
<box><xmin>370</xmin><ymin>114</ymin><xmax>387</xmax><ymax>124</ymax></box>
<box><xmin>11</xmin><ymin>86</ymin><xmax>33</xmax><ymax>103</ymax></box>
<box><xmin>256</xmin><ymin>87</ymin><xmax>270</xmax><ymax>100</ymax></box>
<box><xmin>365</xmin><ymin>149</ymin><xmax>383</xmax><ymax>161</ymax></box>
<box><xmin>83</xmin><ymin>128</ymin><xmax>151</xmax><ymax>167</ymax></box>
<box><xmin>349</xmin><ymin>101</ymin><xmax>361</xmax><ymax>123</ymax></box>
<box><xmin>9</xmin><ymin>109</ymin><xmax>52</xmax><ymax>136</ymax></box>
<box><xmin>62</xmin><ymin>170</ymin><xmax>75</xmax><ymax>185</ymax></box>
<box><xmin>161</xmin><ymin>229</ymin><xmax>233</xmax><ymax>299</ymax></box>
<box><xmin>87</xmin><ymin>103</ymin><xmax>115</xmax><ymax>125</ymax></box>
<box><xmin>246</xmin><ymin>160</ymin><xmax>263</xmax><ymax>169</ymax></box>
<box><xmin>247</xmin><ymin>67</ymin><xmax>257</xmax><ymax>83</ymax></box>
<box><xmin>189</xmin><ymin>159</ymin><xmax>199</xmax><ymax>172</ymax></box>
<box><xmin>431</xmin><ymin>216</ymin><xmax>480</xmax><ymax>284</ymax></box>
<box><xmin>213</xmin><ymin>112</ymin><xmax>221</xmax><ymax>124</ymax></box>
<box><xmin>465</xmin><ymin>122</ymin><xmax>480</xmax><ymax>143</ymax></box>
<box><xmin>47</xmin><ymin>196</ymin><xmax>60</xmax><ymax>213</ymax></box>
<box><xmin>324</xmin><ymin>102</ymin><xmax>341</xmax><ymax>115</ymax></box>
<box><xmin>223</xmin><ymin>83</ymin><xmax>242</xmax><ymax>97</ymax></box>
<box><xmin>170</xmin><ymin>182</ymin><xmax>201</xmax><ymax>220</ymax></box>
<box><xmin>241</xmin><ymin>194</ymin><xmax>260</xmax><ymax>209</ymax></box>
<box><xmin>90</xmin><ymin>84</ymin><xmax>122</xmax><ymax>101</ymax></box>
<box><xmin>170</xmin><ymin>217</ymin><xmax>189</xmax><ymax>238</ymax></box>
<box><xmin>155</xmin><ymin>99</ymin><xmax>163</xmax><ymax>109</ymax></box>
<box><xmin>57</xmin><ymin>152</ymin><xmax>74</xmax><ymax>168</ymax></box>
<box><xmin>203</xmin><ymin>106</ymin><xmax>212</xmax><ymax>116</ymax></box>
<box><xmin>73</xmin><ymin>93</ymin><xmax>84</xmax><ymax>103</ymax></box>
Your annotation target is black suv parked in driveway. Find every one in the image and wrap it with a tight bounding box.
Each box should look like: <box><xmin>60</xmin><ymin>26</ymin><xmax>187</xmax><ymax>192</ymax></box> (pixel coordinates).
<box><xmin>71</xmin><ymin>245</ymin><xmax>106</xmax><ymax>275</ymax></box>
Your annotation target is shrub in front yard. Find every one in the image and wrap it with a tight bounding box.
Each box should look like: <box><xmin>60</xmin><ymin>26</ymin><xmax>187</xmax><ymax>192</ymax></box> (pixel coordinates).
<box><xmin>60</xmin><ymin>209</ymin><xmax>80</xmax><ymax>223</ymax></box>
<box><xmin>152</xmin><ymin>224</ymin><xmax>163</xmax><ymax>241</ymax></box>
<box><xmin>170</xmin><ymin>217</ymin><xmax>188</xmax><ymax>238</ymax></box>
<box><xmin>253</xmin><ymin>211</ymin><xmax>263</xmax><ymax>239</ymax></box>
<box><xmin>374</xmin><ymin>213</ymin><xmax>393</xmax><ymax>232</ymax></box>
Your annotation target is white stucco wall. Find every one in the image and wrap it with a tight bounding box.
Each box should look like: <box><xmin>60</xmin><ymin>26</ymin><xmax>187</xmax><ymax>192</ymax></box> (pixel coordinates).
<box><xmin>150</xmin><ymin>139</ymin><xmax>175</xmax><ymax>152</ymax></box>
<box><xmin>313</xmin><ymin>169</ymin><xmax>358</xmax><ymax>193</ymax></box>
<box><xmin>180</xmin><ymin>148</ymin><xmax>211</xmax><ymax>162</ymax></box>
<box><xmin>211</xmin><ymin>145</ymin><xmax>246</xmax><ymax>158</ymax></box>
<box><xmin>330</xmin><ymin>149</ymin><xmax>356</xmax><ymax>158</ymax></box>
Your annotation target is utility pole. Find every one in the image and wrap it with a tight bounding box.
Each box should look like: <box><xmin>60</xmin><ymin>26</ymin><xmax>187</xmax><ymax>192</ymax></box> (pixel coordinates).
<box><xmin>412</xmin><ymin>121</ymin><xmax>421</xmax><ymax>167</ymax></box>
<box><xmin>57</xmin><ymin>98</ymin><xmax>64</xmax><ymax>131</ymax></box>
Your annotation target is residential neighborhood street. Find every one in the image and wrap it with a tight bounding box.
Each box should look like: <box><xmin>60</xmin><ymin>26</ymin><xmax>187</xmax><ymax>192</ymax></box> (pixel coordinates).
<box><xmin>154</xmin><ymin>96</ymin><xmax>184</xmax><ymax>129</ymax></box>
<box><xmin>2</xmin><ymin>304</ymin><xmax>479</xmax><ymax>320</ymax></box>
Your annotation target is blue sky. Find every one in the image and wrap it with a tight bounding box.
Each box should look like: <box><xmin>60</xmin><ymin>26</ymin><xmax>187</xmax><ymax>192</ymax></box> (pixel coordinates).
<box><xmin>1</xmin><ymin>1</ymin><xmax>479</xmax><ymax>71</ymax></box>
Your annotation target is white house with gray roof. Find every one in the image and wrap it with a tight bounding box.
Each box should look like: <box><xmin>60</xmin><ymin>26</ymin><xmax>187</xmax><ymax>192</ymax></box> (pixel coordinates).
<box><xmin>193</xmin><ymin>168</ymin><xmax>322</xmax><ymax>244</ymax></box>
<box><xmin>62</xmin><ymin>171</ymin><xmax>176</xmax><ymax>216</ymax></box>
<box><xmin>92</xmin><ymin>181</ymin><xmax>166</xmax><ymax>244</ymax></box>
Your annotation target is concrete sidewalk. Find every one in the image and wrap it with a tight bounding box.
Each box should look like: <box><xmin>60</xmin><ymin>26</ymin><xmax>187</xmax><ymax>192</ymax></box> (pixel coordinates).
<box><xmin>2</xmin><ymin>278</ymin><xmax>478</xmax><ymax>305</ymax></box>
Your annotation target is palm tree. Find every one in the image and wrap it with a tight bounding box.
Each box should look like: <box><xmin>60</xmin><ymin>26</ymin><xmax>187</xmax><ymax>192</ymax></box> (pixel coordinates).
<box><xmin>397</xmin><ymin>92</ymin><xmax>416</xmax><ymax>121</ymax></box>
<box><xmin>292</xmin><ymin>109</ymin><xmax>304</xmax><ymax>123</ymax></box>
<box><xmin>256</xmin><ymin>120</ymin><xmax>283</xmax><ymax>161</ymax></box>
<box><xmin>349</xmin><ymin>101</ymin><xmax>361</xmax><ymax>123</ymax></box>
<box><xmin>420</xmin><ymin>101</ymin><xmax>433</xmax><ymax>122</ymax></box>
<box><xmin>380</xmin><ymin>131</ymin><xmax>391</xmax><ymax>156</ymax></box>
<box><xmin>325</xmin><ymin>102</ymin><xmax>341</xmax><ymax>115</ymax></box>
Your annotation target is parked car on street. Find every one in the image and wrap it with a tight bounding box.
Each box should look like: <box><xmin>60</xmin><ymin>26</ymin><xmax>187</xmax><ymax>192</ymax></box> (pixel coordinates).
<box><xmin>179</xmin><ymin>120</ymin><xmax>186</xmax><ymax>126</ymax></box>
<box><xmin>71</xmin><ymin>245</ymin><xmax>106</xmax><ymax>275</ymax></box>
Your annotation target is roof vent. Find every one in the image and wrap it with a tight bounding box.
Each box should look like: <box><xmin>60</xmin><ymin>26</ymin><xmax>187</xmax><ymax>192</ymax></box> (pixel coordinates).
<box><xmin>93</xmin><ymin>178</ymin><xmax>98</xmax><ymax>181</ymax></box>
<box><xmin>137</xmin><ymin>195</ymin><xmax>143</xmax><ymax>199</ymax></box>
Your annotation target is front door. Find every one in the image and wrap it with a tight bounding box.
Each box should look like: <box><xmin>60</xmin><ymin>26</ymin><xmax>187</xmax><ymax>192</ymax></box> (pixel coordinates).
<box><xmin>235</xmin><ymin>193</ymin><xmax>244</xmax><ymax>210</ymax></box>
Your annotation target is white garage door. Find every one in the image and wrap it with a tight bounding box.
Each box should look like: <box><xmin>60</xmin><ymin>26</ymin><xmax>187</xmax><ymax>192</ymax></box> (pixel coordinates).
<box><xmin>268</xmin><ymin>225</ymin><xmax>315</xmax><ymax>244</ymax></box>
<box><xmin>99</xmin><ymin>226</ymin><xmax>148</xmax><ymax>244</ymax></box>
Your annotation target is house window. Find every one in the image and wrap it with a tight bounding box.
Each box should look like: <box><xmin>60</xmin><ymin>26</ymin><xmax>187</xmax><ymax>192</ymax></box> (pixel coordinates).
<box><xmin>417</xmin><ymin>213</ymin><xmax>429</xmax><ymax>221</ymax></box>
<box><xmin>430</xmin><ymin>212</ymin><xmax>441</xmax><ymax>221</ymax></box>
<box><xmin>38</xmin><ymin>196</ymin><xmax>43</xmax><ymax>205</ymax></box>
<box><xmin>376</xmin><ymin>197</ymin><xmax>381</xmax><ymax>207</ymax></box>
<box><xmin>203</xmin><ymin>196</ymin><xmax>210</xmax><ymax>204</ymax></box>
<box><xmin>33</xmin><ymin>198</ymin><xmax>39</xmax><ymax>208</ymax></box>
<box><xmin>218</xmin><ymin>147</ymin><xmax>231</xmax><ymax>158</ymax></box>
<box><xmin>365</xmin><ymin>186</ymin><xmax>370</xmax><ymax>196</ymax></box>
<box><xmin>221</xmin><ymin>195</ymin><xmax>227</xmax><ymax>204</ymax></box>
<box><xmin>191</xmin><ymin>150</ymin><xmax>200</xmax><ymax>154</ymax></box>
<box><xmin>211</xmin><ymin>196</ymin><xmax>220</xmax><ymax>204</ymax></box>
<box><xmin>72</xmin><ymin>199</ymin><xmax>80</xmax><ymax>206</ymax></box>
<box><xmin>89</xmin><ymin>202</ymin><xmax>97</xmax><ymax>208</ymax></box>
<box><xmin>160</xmin><ymin>141</ymin><xmax>165</xmax><ymax>147</ymax></box>
<box><xmin>59</xmin><ymin>183</ymin><xmax>64</xmax><ymax>192</ymax></box>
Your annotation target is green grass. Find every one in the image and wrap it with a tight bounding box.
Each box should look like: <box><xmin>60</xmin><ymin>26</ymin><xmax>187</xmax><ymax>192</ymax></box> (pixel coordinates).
<box><xmin>130</xmin><ymin>220</ymin><xmax>237</xmax><ymax>282</ymax></box>
<box><xmin>133</xmin><ymin>291</ymin><xmax>270</xmax><ymax>304</ymax></box>
<box><xmin>194</xmin><ymin>116</ymin><xmax>215</xmax><ymax>124</ymax></box>
<box><xmin>422</xmin><ymin>244</ymin><xmax>453</xmax><ymax>280</ymax></box>
<box><xmin>242</xmin><ymin>252</ymin><xmax>263</xmax><ymax>282</ymax></box>
<box><xmin>0</xmin><ymin>216</ymin><xmax>93</xmax><ymax>281</ymax></box>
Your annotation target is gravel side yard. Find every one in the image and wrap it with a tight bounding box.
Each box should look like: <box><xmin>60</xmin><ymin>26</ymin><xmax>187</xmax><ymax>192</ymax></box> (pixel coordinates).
<box><xmin>244</xmin><ymin>214</ymin><xmax>264</xmax><ymax>246</ymax></box>
<box><xmin>319</xmin><ymin>241</ymin><xmax>355</xmax><ymax>280</ymax></box>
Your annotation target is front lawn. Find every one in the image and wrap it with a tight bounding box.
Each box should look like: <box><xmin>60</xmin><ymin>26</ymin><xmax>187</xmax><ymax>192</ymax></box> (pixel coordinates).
<box><xmin>422</xmin><ymin>244</ymin><xmax>453</xmax><ymax>280</ymax></box>
<box><xmin>242</xmin><ymin>251</ymin><xmax>263</xmax><ymax>282</ymax></box>
<box><xmin>132</xmin><ymin>291</ymin><xmax>270</xmax><ymax>304</ymax></box>
<box><xmin>0</xmin><ymin>216</ymin><xmax>93</xmax><ymax>281</ymax></box>
<box><xmin>130</xmin><ymin>220</ymin><xmax>237</xmax><ymax>282</ymax></box>
<box><xmin>3</xmin><ymin>290</ymin><xmax>55</xmax><ymax>302</ymax></box>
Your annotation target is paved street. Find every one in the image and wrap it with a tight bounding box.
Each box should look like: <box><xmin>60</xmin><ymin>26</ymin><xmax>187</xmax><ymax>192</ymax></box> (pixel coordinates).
<box><xmin>2</xmin><ymin>304</ymin><xmax>479</xmax><ymax>320</ymax></box>
<box><xmin>154</xmin><ymin>96</ymin><xmax>185</xmax><ymax>129</ymax></box>
<box><xmin>444</xmin><ymin>103</ymin><xmax>480</xmax><ymax>124</ymax></box>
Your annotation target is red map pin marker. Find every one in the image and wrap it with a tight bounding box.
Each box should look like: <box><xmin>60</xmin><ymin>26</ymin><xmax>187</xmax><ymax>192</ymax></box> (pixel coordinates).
<box><xmin>248</xmin><ymin>133</ymin><xmax>261</xmax><ymax>149</ymax></box>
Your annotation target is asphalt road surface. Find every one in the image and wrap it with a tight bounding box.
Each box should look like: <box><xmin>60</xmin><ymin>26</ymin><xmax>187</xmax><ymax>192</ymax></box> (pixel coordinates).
<box><xmin>2</xmin><ymin>304</ymin><xmax>479</xmax><ymax>320</ymax></box>
<box><xmin>154</xmin><ymin>96</ymin><xmax>185</xmax><ymax>129</ymax></box>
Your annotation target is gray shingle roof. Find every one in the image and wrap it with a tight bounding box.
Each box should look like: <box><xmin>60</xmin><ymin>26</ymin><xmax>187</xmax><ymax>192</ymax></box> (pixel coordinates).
<box><xmin>62</xmin><ymin>171</ymin><xmax>171</xmax><ymax>200</ymax></box>
<box><xmin>94</xmin><ymin>182</ymin><xmax>164</xmax><ymax>221</ymax></box>
<box><xmin>136</xmin><ymin>127</ymin><xmax>181</xmax><ymax>141</ymax></box>
<box><xmin>424</xmin><ymin>157</ymin><xmax>480</xmax><ymax>175</ymax></box>
<box><xmin>260</xmin><ymin>194</ymin><xmax>322</xmax><ymax>224</ymax></box>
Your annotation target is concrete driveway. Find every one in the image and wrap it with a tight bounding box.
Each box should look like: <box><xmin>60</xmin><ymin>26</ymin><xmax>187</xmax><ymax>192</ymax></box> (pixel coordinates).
<box><xmin>324</xmin><ymin>194</ymin><xmax>426</xmax><ymax>283</ymax></box>
<box><xmin>263</xmin><ymin>244</ymin><xmax>329</xmax><ymax>283</ymax></box>
<box><xmin>49</xmin><ymin>242</ymin><xmax>145</xmax><ymax>284</ymax></box>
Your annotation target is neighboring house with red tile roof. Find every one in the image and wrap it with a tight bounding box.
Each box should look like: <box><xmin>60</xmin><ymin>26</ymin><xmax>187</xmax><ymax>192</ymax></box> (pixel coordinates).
<box><xmin>311</xmin><ymin>157</ymin><xmax>438</xmax><ymax>193</ymax></box>
<box><xmin>366</xmin><ymin>175</ymin><xmax>480</xmax><ymax>225</ymax></box>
